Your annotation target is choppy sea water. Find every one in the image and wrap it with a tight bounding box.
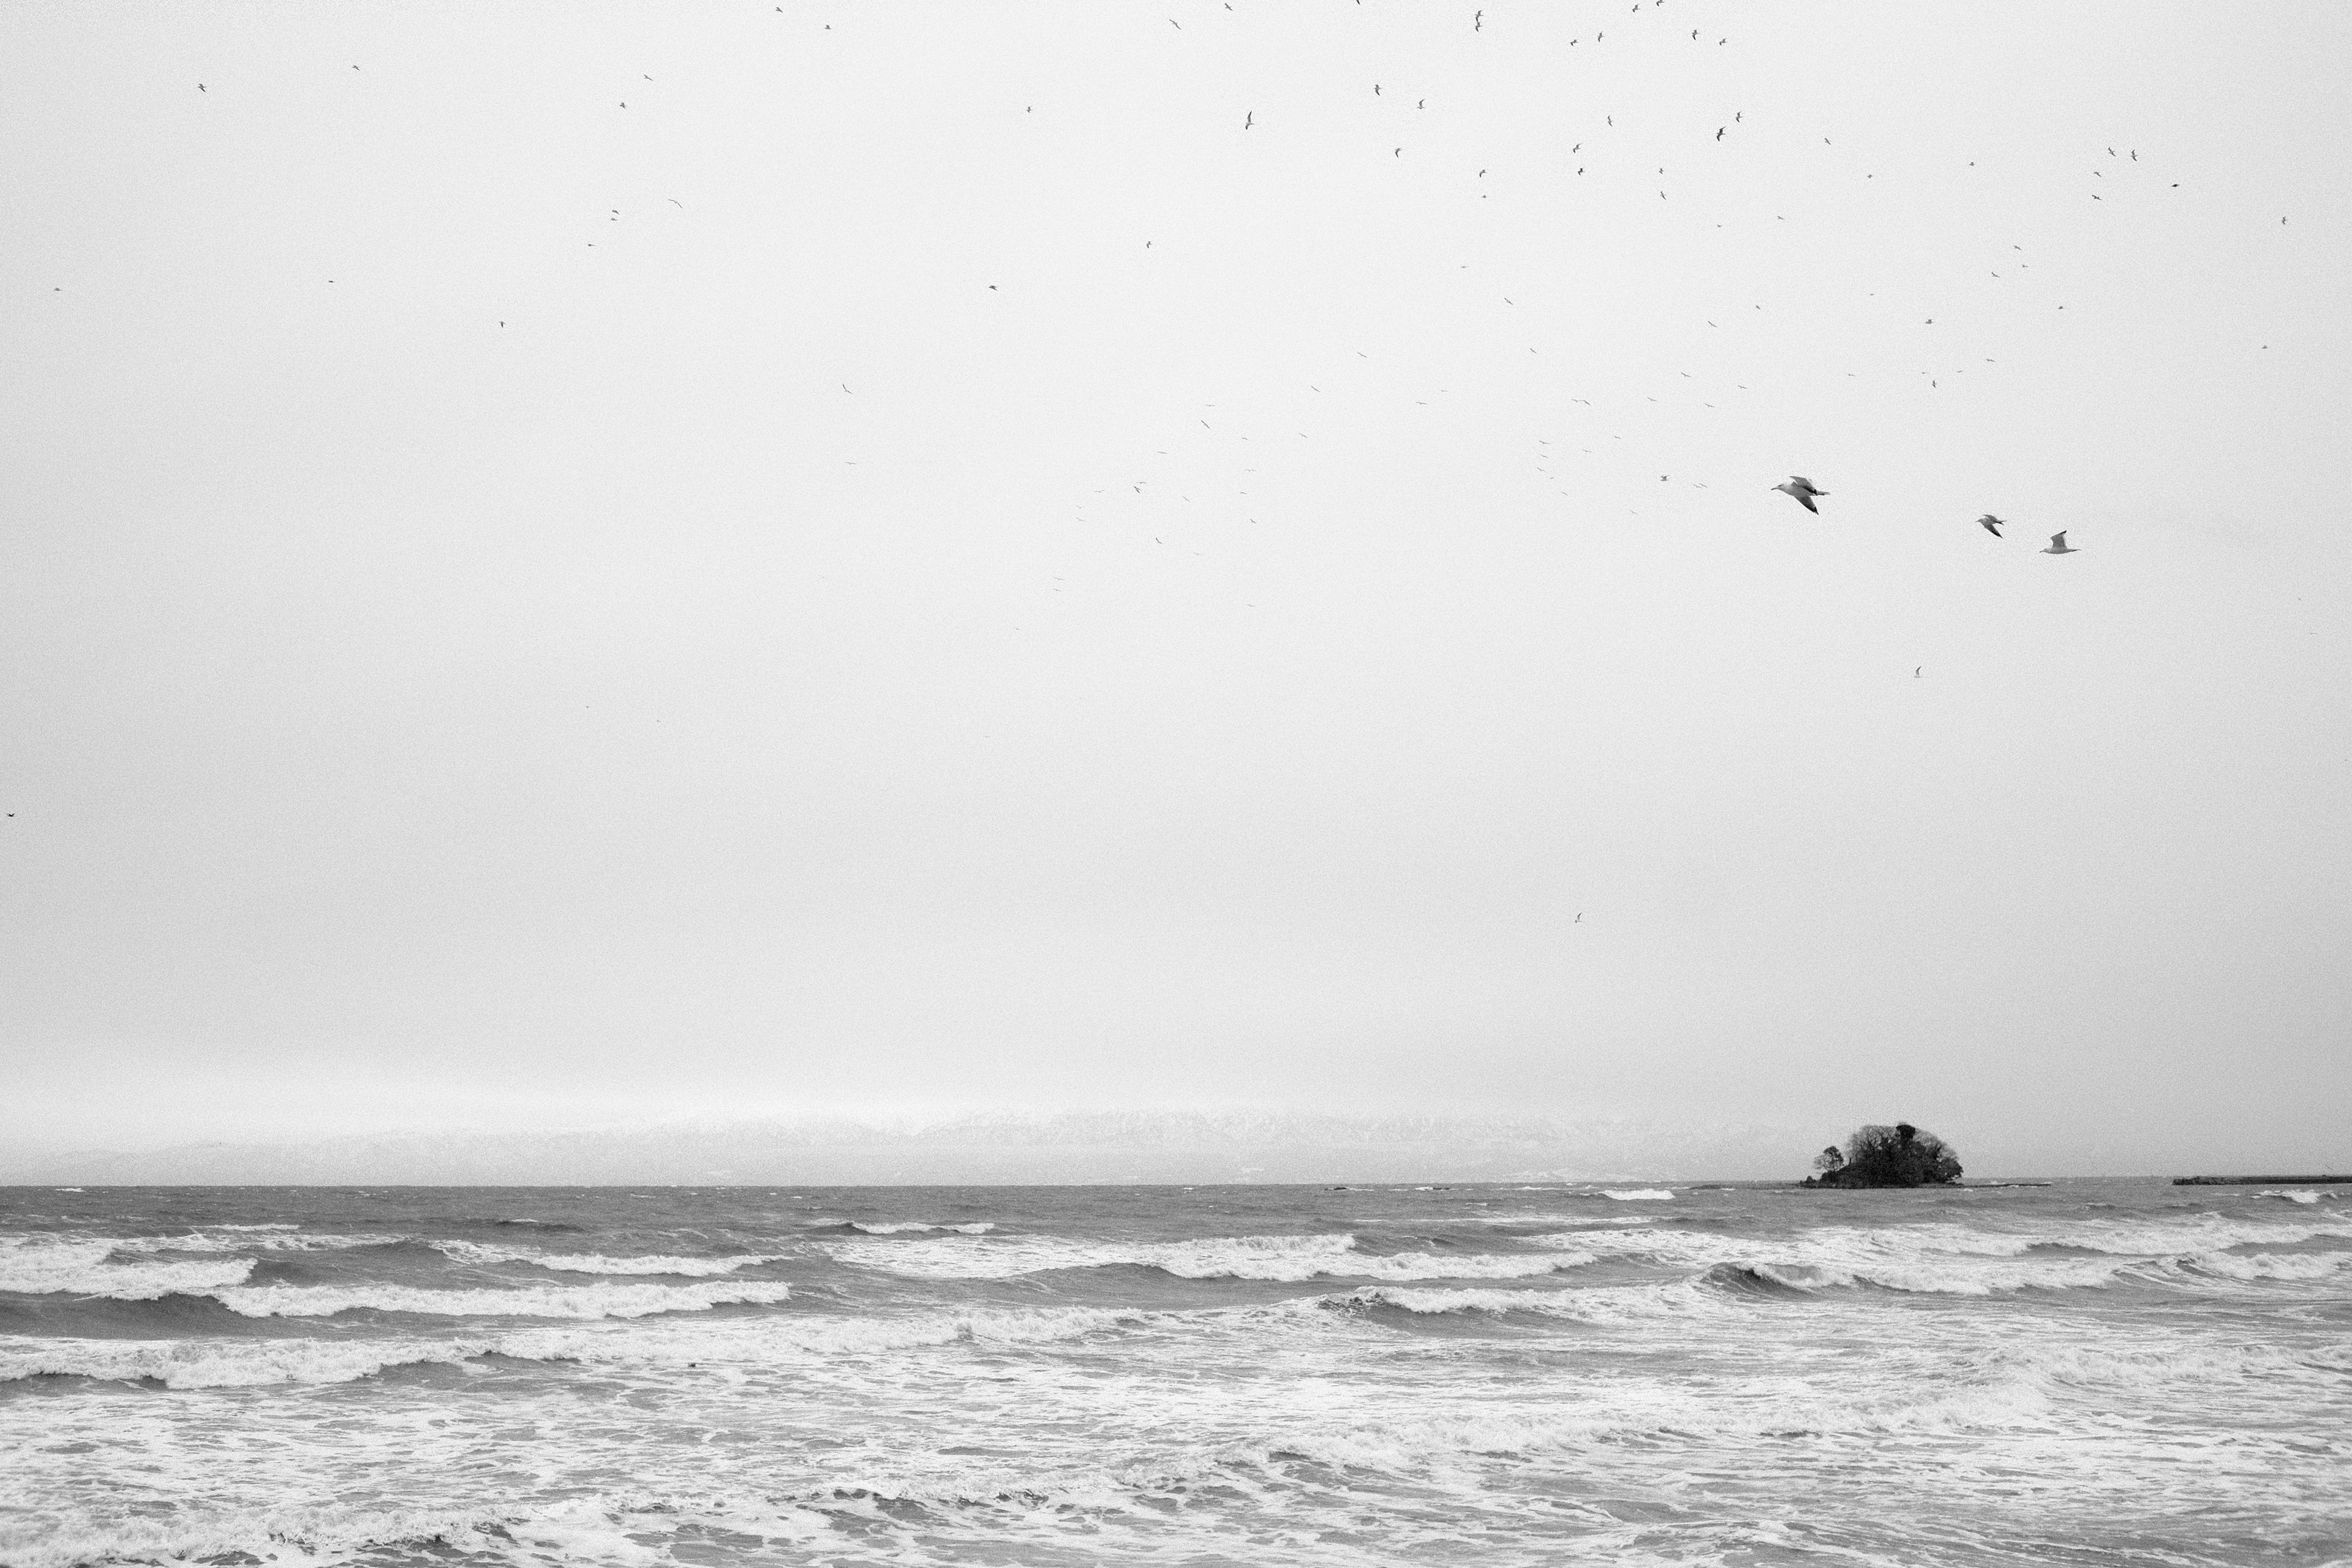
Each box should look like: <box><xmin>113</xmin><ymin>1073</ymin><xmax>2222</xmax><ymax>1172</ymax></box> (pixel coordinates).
<box><xmin>2</xmin><ymin>1181</ymin><xmax>2347</xmax><ymax>1567</ymax></box>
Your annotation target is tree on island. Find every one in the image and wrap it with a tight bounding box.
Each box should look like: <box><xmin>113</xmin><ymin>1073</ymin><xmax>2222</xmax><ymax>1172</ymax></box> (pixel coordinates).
<box><xmin>1801</xmin><ymin>1122</ymin><xmax>1962</xmax><ymax>1188</ymax></box>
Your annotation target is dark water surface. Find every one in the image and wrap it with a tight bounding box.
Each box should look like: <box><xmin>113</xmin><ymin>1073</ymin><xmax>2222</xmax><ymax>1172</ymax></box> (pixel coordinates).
<box><xmin>3</xmin><ymin>1180</ymin><xmax>2347</xmax><ymax>1566</ymax></box>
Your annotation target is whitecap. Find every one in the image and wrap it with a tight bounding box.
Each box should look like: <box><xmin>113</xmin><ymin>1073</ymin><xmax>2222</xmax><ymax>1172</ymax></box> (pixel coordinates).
<box><xmin>492</xmin><ymin>1304</ymin><xmax>1134</xmax><ymax>1366</ymax></box>
<box><xmin>432</xmin><ymin>1240</ymin><xmax>788</xmax><ymax>1276</ymax></box>
<box><xmin>0</xmin><ymin>1333</ymin><xmax>485</xmax><ymax>1389</ymax></box>
<box><xmin>209</xmin><ymin>1280</ymin><xmax>794</xmax><ymax>1319</ymax></box>
<box><xmin>821</xmin><ymin>1232</ymin><xmax>1594</xmax><ymax>1283</ymax></box>
<box><xmin>1604</xmin><ymin>1189</ymin><xmax>1675</xmax><ymax>1201</ymax></box>
<box><xmin>847</xmin><ymin>1221</ymin><xmax>996</xmax><ymax>1235</ymax></box>
<box><xmin>1334</xmin><ymin>1278</ymin><xmax>1803</xmax><ymax>1328</ymax></box>
<box><xmin>0</xmin><ymin>1237</ymin><xmax>257</xmax><ymax>1298</ymax></box>
<box><xmin>112</xmin><ymin>1230</ymin><xmax>406</xmax><ymax>1255</ymax></box>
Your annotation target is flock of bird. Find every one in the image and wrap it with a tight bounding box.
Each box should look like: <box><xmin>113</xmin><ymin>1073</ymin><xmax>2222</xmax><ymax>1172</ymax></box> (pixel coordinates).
<box><xmin>1059</xmin><ymin>3</ymin><xmax>2179</xmax><ymax>559</ymax></box>
<box><xmin>1776</xmin><ymin>479</ymin><xmax>2078</xmax><ymax>554</ymax></box>
<box><xmin>171</xmin><ymin>5</ymin><xmax>2180</xmax><ymax>577</ymax></box>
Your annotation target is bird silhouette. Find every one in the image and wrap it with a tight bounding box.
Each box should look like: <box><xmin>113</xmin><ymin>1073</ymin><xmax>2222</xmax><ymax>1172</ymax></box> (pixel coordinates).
<box><xmin>2043</xmin><ymin>531</ymin><xmax>2078</xmax><ymax>555</ymax></box>
<box><xmin>1773</xmin><ymin>476</ymin><xmax>1827</xmax><ymax>513</ymax></box>
<box><xmin>1978</xmin><ymin>514</ymin><xmax>2005</xmax><ymax>537</ymax></box>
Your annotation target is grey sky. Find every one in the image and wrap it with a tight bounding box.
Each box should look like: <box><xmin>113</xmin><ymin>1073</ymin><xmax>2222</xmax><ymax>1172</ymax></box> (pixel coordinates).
<box><xmin>4</xmin><ymin>1</ymin><xmax>2347</xmax><ymax>1174</ymax></box>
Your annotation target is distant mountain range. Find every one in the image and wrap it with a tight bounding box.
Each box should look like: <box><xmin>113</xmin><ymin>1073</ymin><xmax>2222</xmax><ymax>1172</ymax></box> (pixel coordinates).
<box><xmin>0</xmin><ymin>1109</ymin><xmax>1813</xmax><ymax>1186</ymax></box>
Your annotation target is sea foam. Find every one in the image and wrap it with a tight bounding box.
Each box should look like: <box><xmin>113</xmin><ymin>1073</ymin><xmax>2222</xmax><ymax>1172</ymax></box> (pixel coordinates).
<box><xmin>432</xmin><ymin>1240</ymin><xmax>789</xmax><ymax>1276</ymax></box>
<box><xmin>0</xmin><ymin>1238</ymin><xmax>257</xmax><ymax>1299</ymax></box>
<box><xmin>209</xmin><ymin>1280</ymin><xmax>795</xmax><ymax>1319</ymax></box>
<box><xmin>823</xmin><ymin>1232</ymin><xmax>1594</xmax><ymax>1283</ymax></box>
<box><xmin>0</xmin><ymin>1333</ymin><xmax>485</xmax><ymax>1389</ymax></box>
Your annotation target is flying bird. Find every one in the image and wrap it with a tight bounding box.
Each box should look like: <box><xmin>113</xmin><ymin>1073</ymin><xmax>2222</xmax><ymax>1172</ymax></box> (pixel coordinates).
<box><xmin>2043</xmin><ymin>531</ymin><xmax>2077</xmax><ymax>554</ymax></box>
<box><xmin>1773</xmin><ymin>476</ymin><xmax>1827</xmax><ymax>513</ymax></box>
<box><xmin>1978</xmin><ymin>514</ymin><xmax>2005</xmax><ymax>537</ymax></box>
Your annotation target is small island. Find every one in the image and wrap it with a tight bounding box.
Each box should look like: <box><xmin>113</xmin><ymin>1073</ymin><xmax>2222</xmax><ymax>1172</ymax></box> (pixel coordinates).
<box><xmin>1802</xmin><ymin>1123</ymin><xmax>1963</xmax><ymax>1188</ymax></box>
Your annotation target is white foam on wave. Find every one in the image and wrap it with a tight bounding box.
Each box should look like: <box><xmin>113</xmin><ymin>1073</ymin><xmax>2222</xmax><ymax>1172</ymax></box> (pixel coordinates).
<box><xmin>0</xmin><ymin>1237</ymin><xmax>257</xmax><ymax>1298</ymax></box>
<box><xmin>111</xmin><ymin>1230</ymin><xmax>407</xmax><ymax>1255</ymax></box>
<box><xmin>2262</xmin><ymin>1189</ymin><xmax>2325</xmax><ymax>1204</ymax></box>
<box><xmin>1604</xmin><ymin>1189</ymin><xmax>1675</xmax><ymax>1201</ymax></box>
<box><xmin>211</xmin><ymin>1280</ymin><xmax>795</xmax><ymax>1319</ymax></box>
<box><xmin>2003</xmin><ymin>1330</ymin><xmax>2352</xmax><ymax>1401</ymax></box>
<box><xmin>822</xmin><ymin>1232</ymin><xmax>1594</xmax><ymax>1283</ymax></box>
<box><xmin>1528</xmin><ymin>1213</ymin><xmax>2352</xmax><ymax>1295</ymax></box>
<box><xmin>2045</xmin><ymin>1213</ymin><xmax>2352</xmax><ymax>1255</ymax></box>
<box><xmin>0</xmin><ymin>1302</ymin><xmax>1144</xmax><ymax>1390</ymax></box>
<box><xmin>1738</xmin><ymin>1254</ymin><xmax>2150</xmax><ymax>1296</ymax></box>
<box><xmin>847</xmin><ymin>1221</ymin><xmax>996</xmax><ymax>1234</ymax></box>
<box><xmin>1331</xmin><ymin>1282</ymin><xmax>1727</xmax><ymax>1324</ymax></box>
<box><xmin>0</xmin><ymin>1493</ymin><xmax>676</xmax><ymax>1568</ymax></box>
<box><xmin>494</xmin><ymin>1303</ymin><xmax>1135</xmax><ymax>1366</ymax></box>
<box><xmin>432</xmin><ymin>1240</ymin><xmax>789</xmax><ymax>1276</ymax></box>
<box><xmin>0</xmin><ymin>1333</ymin><xmax>488</xmax><ymax>1389</ymax></box>
<box><xmin>2174</xmin><ymin>1249</ymin><xmax>2350</xmax><ymax>1283</ymax></box>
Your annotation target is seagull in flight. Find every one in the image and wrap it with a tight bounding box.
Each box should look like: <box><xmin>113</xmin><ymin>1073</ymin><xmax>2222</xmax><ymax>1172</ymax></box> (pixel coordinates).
<box><xmin>1978</xmin><ymin>514</ymin><xmax>2005</xmax><ymax>537</ymax></box>
<box><xmin>1773</xmin><ymin>475</ymin><xmax>1827</xmax><ymax>513</ymax></box>
<box><xmin>2042</xmin><ymin>530</ymin><xmax>2078</xmax><ymax>554</ymax></box>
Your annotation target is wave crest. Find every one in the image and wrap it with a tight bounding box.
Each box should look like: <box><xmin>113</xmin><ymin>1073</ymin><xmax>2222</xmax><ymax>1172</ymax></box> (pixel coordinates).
<box><xmin>432</xmin><ymin>1240</ymin><xmax>788</xmax><ymax>1276</ymax></box>
<box><xmin>210</xmin><ymin>1280</ymin><xmax>795</xmax><ymax>1320</ymax></box>
<box><xmin>0</xmin><ymin>1238</ymin><xmax>257</xmax><ymax>1299</ymax></box>
<box><xmin>824</xmin><ymin>1232</ymin><xmax>1593</xmax><ymax>1283</ymax></box>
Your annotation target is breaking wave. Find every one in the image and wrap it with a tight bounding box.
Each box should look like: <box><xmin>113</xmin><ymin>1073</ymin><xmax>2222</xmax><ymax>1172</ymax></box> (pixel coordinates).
<box><xmin>209</xmin><ymin>1280</ymin><xmax>796</xmax><ymax>1319</ymax></box>
<box><xmin>1519</xmin><ymin>1214</ymin><xmax>2352</xmax><ymax>1295</ymax></box>
<box><xmin>1327</xmin><ymin>1281</ymin><xmax>1730</xmax><ymax>1324</ymax></box>
<box><xmin>0</xmin><ymin>1334</ymin><xmax>485</xmax><ymax>1390</ymax></box>
<box><xmin>110</xmin><ymin>1231</ymin><xmax>407</xmax><ymax>1254</ymax></box>
<box><xmin>0</xmin><ymin>1305</ymin><xmax>1136</xmax><ymax>1390</ymax></box>
<box><xmin>0</xmin><ymin>1239</ymin><xmax>258</xmax><ymax>1300</ymax></box>
<box><xmin>431</xmin><ymin>1240</ymin><xmax>789</xmax><ymax>1276</ymax></box>
<box><xmin>822</xmin><ymin>1232</ymin><xmax>1595</xmax><ymax>1283</ymax></box>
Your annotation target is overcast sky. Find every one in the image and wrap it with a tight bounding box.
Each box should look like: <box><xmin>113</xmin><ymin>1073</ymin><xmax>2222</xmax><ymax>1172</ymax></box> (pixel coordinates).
<box><xmin>4</xmin><ymin>1</ymin><xmax>2346</xmax><ymax>1172</ymax></box>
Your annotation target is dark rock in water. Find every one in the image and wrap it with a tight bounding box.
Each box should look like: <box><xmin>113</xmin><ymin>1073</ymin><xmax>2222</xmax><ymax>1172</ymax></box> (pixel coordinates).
<box><xmin>1801</xmin><ymin>1123</ymin><xmax>1962</xmax><ymax>1188</ymax></box>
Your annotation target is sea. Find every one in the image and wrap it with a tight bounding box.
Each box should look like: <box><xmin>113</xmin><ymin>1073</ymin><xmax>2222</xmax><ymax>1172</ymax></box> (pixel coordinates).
<box><xmin>2</xmin><ymin>1180</ymin><xmax>2347</xmax><ymax>1567</ymax></box>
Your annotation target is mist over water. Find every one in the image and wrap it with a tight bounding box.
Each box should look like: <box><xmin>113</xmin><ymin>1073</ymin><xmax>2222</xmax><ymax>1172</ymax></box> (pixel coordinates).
<box><xmin>4</xmin><ymin>1181</ymin><xmax>2347</xmax><ymax>1567</ymax></box>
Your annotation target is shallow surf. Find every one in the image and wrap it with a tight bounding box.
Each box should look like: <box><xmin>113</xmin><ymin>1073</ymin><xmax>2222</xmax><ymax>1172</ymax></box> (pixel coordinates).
<box><xmin>3</xmin><ymin>1180</ymin><xmax>2346</xmax><ymax>1567</ymax></box>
